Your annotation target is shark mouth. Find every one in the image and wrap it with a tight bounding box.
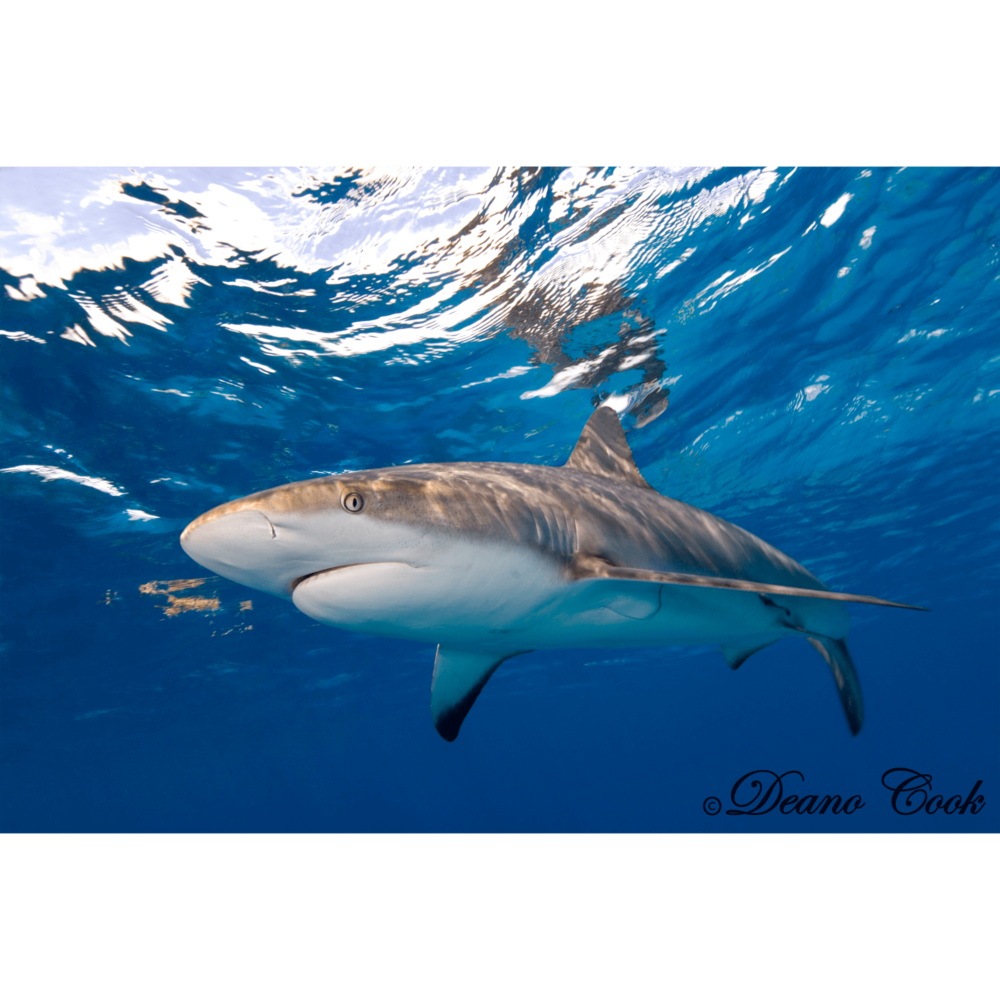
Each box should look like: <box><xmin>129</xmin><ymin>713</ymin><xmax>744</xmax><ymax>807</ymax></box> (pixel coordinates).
<box><xmin>290</xmin><ymin>561</ymin><xmax>415</xmax><ymax>594</ymax></box>
<box><xmin>290</xmin><ymin>564</ymin><xmax>360</xmax><ymax>593</ymax></box>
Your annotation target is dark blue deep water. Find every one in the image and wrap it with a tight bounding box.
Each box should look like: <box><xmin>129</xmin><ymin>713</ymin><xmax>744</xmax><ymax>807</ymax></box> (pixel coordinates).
<box><xmin>1</xmin><ymin>166</ymin><xmax>997</xmax><ymax>832</ymax></box>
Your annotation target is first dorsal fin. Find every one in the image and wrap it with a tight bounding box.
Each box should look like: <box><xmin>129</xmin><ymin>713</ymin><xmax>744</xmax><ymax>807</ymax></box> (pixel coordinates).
<box><xmin>564</xmin><ymin>406</ymin><xmax>652</xmax><ymax>489</ymax></box>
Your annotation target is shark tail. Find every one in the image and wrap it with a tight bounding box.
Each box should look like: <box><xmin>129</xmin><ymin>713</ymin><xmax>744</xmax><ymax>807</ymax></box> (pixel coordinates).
<box><xmin>806</xmin><ymin>635</ymin><xmax>864</xmax><ymax>736</ymax></box>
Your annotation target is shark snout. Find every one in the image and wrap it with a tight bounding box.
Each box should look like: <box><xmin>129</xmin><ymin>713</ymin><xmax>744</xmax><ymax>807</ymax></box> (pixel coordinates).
<box><xmin>180</xmin><ymin>507</ymin><xmax>295</xmax><ymax>597</ymax></box>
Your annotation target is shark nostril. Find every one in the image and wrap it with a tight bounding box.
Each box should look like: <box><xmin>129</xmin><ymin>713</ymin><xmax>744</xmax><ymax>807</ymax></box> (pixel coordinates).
<box><xmin>180</xmin><ymin>507</ymin><xmax>277</xmax><ymax>555</ymax></box>
<box><xmin>179</xmin><ymin>506</ymin><xmax>287</xmax><ymax>600</ymax></box>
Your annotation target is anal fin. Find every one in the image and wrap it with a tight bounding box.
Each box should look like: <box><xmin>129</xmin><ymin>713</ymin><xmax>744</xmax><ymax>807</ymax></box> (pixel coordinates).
<box><xmin>721</xmin><ymin>639</ymin><xmax>778</xmax><ymax>671</ymax></box>
<box><xmin>807</xmin><ymin>636</ymin><xmax>864</xmax><ymax>736</ymax></box>
<box><xmin>431</xmin><ymin>646</ymin><xmax>528</xmax><ymax>742</ymax></box>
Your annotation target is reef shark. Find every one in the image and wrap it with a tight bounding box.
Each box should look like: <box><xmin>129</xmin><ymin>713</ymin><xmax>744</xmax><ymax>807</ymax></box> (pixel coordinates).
<box><xmin>180</xmin><ymin>407</ymin><xmax>925</xmax><ymax>741</ymax></box>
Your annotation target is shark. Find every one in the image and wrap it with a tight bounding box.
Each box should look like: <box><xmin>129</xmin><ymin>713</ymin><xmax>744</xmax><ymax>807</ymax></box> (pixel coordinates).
<box><xmin>180</xmin><ymin>406</ymin><xmax>926</xmax><ymax>741</ymax></box>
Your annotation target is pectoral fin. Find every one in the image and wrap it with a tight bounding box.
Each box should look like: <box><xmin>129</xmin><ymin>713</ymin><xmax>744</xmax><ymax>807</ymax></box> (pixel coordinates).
<box><xmin>570</xmin><ymin>556</ymin><xmax>927</xmax><ymax>611</ymax></box>
<box><xmin>431</xmin><ymin>646</ymin><xmax>528</xmax><ymax>742</ymax></box>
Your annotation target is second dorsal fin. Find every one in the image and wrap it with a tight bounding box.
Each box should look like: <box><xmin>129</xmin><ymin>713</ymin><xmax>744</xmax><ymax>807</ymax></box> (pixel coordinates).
<box><xmin>564</xmin><ymin>406</ymin><xmax>652</xmax><ymax>489</ymax></box>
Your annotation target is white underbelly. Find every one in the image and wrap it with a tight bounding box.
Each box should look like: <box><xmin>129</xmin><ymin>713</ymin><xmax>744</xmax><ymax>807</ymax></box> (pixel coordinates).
<box><xmin>524</xmin><ymin>579</ymin><xmax>790</xmax><ymax>648</ymax></box>
<box><xmin>291</xmin><ymin>545</ymin><xmax>568</xmax><ymax>647</ymax></box>
<box><xmin>289</xmin><ymin>548</ymin><xmax>833</xmax><ymax>650</ymax></box>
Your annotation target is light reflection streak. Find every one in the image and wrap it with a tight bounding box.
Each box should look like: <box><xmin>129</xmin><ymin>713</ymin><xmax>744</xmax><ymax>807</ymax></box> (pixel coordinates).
<box><xmin>821</xmin><ymin>193</ymin><xmax>853</xmax><ymax>227</ymax></box>
<box><xmin>1</xmin><ymin>465</ymin><xmax>126</xmax><ymax>496</ymax></box>
<box><xmin>69</xmin><ymin>294</ymin><xmax>132</xmax><ymax>342</ymax></box>
<box><xmin>60</xmin><ymin>324</ymin><xmax>95</xmax><ymax>346</ymax></box>
<box><xmin>102</xmin><ymin>290</ymin><xmax>172</xmax><ymax>331</ymax></box>
<box><xmin>125</xmin><ymin>509</ymin><xmax>159</xmax><ymax>521</ymax></box>
<box><xmin>696</xmin><ymin>248</ymin><xmax>791</xmax><ymax>307</ymax></box>
<box><xmin>1</xmin><ymin>330</ymin><xmax>45</xmax><ymax>343</ymax></box>
<box><xmin>4</xmin><ymin>277</ymin><xmax>47</xmax><ymax>300</ymax></box>
<box><xmin>143</xmin><ymin>258</ymin><xmax>211</xmax><ymax>306</ymax></box>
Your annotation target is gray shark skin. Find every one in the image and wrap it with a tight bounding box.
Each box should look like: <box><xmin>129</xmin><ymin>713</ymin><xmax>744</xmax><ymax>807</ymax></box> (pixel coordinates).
<box><xmin>180</xmin><ymin>407</ymin><xmax>926</xmax><ymax>741</ymax></box>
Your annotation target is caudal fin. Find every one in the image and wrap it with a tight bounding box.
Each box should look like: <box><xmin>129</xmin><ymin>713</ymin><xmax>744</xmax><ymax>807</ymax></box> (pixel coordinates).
<box><xmin>806</xmin><ymin>636</ymin><xmax>864</xmax><ymax>736</ymax></box>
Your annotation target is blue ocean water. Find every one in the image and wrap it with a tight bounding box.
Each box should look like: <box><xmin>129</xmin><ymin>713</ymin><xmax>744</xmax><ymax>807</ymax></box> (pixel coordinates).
<box><xmin>1</xmin><ymin>165</ymin><xmax>996</xmax><ymax>832</ymax></box>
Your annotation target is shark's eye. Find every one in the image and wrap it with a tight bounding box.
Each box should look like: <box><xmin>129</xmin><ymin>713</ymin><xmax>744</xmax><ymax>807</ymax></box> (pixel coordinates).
<box><xmin>342</xmin><ymin>492</ymin><xmax>365</xmax><ymax>513</ymax></box>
